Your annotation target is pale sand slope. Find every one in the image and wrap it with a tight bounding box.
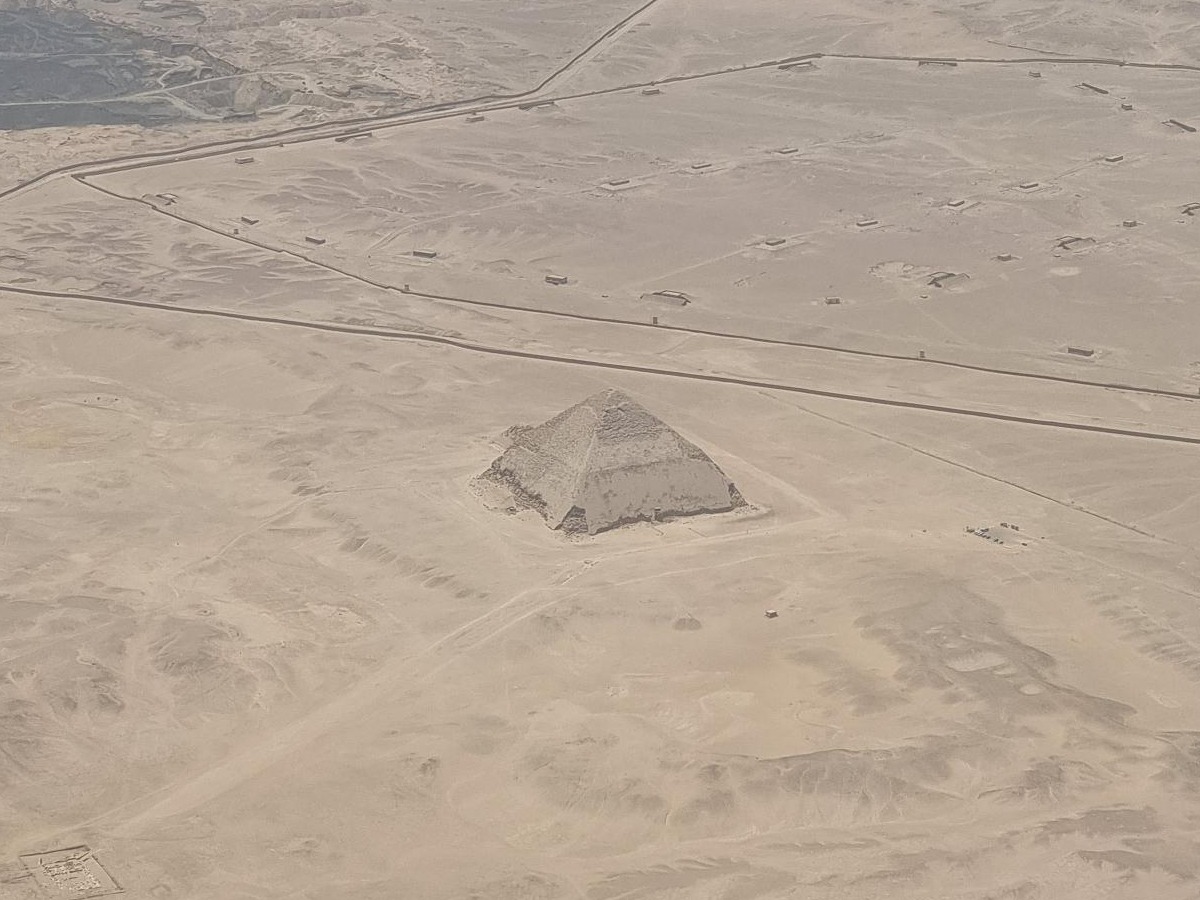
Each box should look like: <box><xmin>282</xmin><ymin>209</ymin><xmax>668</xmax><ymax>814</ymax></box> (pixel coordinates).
<box><xmin>3</xmin><ymin>299</ymin><xmax>1200</xmax><ymax>897</ymax></box>
<box><xmin>559</xmin><ymin>0</ymin><xmax>1200</xmax><ymax>94</ymax></box>
<box><xmin>6</xmin><ymin>2</ymin><xmax>1200</xmax><ymax>898</ymax></box>
<box><xmin>7</xmin><ymin>178</ymin><xmax>1200</xmax><ymax>446</ymax></box>
<box><xmin>80</xmin><ymin>54</ymin><xmax>1200</xmax><ymax>387</ymax></box>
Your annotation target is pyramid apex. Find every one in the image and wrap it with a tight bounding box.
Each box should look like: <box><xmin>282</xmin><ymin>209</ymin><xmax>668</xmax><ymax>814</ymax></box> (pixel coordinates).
<box><xmin>582</xmin><ymin>387</ymin><xmax>640</xmax><ymax>409</ymax></box>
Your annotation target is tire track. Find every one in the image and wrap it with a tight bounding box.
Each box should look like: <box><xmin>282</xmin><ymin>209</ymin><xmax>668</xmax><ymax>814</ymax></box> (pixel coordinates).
<box><xmin>6</xmin><ymin>282</ymin><xmax>1200</xmax><ymax>447</ymax></box>
<box><xmin>7</xmin><ymin>41</ymin><xmax>1200</xmax><ymax>201</ymax></box>
<box><xmin>68</xmin><ymin>176</ymin><xmax>1200</xmax><ymax>405</ymax></box>
<box><xmin>10</xmin><ymin>569</ymin><xmax>580</xmax><ymax>849</ymax></box>
<box><xmin>0</xmin><ymin>0</ymin><xmax>668</xmax><ymax>202</ymax></box>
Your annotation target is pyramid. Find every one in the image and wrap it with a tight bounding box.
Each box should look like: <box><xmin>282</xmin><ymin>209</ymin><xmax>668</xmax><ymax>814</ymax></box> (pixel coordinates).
<box><xmin>480</xmin><ymin>389</ymin><xmax>745</xmax><ymax>534</ymax></box>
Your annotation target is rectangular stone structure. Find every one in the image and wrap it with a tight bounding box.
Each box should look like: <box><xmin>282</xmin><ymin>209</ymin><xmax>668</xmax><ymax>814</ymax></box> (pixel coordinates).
<box><xmin>20</xmin><ymin>846</ymin><xmax>121</xmax><ymax>899</ymax></box>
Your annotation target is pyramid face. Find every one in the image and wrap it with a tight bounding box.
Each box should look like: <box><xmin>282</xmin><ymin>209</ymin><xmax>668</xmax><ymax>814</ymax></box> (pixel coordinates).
<box><xmin>482</xmin><ymin>389</ymin><xmax>744</xmax><ymax>534</ymax></box>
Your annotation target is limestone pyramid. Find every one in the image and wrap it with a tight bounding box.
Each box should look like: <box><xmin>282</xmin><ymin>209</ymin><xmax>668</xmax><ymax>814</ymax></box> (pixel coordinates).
<box><xmin>481</xmin><ymin>389</ymin><xmax>745</xmax><ymax>534</ymax></box>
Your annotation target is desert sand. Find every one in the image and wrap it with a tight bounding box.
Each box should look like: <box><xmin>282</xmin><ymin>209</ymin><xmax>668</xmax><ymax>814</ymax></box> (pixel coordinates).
<box><xmin>5</xmin><ymin>1</ymin><xmax>1200</xmax><ymax>898</ymax></box>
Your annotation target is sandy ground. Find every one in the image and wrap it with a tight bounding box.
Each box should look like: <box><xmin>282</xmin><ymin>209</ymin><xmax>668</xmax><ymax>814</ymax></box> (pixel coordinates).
<box><xmin>5</xmin><ymin>2</ymin><xmax>1200</xmax><ymax>899</ymax></box>
<box><xmin>72</xmin><ymin>56</ymin><xmax>1200</xmax><ymax>384</ymax></box>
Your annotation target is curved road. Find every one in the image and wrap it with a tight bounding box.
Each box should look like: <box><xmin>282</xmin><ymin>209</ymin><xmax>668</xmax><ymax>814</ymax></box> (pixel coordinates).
<box><xmin>0</xmin><ymin>0</ymin><xmax>667</xmax><ymax>202</ymax></box>
<box><xmin>6</xmin><ymin>43</ymin><xmax>1200</xmax><ymax>201</ymax></box>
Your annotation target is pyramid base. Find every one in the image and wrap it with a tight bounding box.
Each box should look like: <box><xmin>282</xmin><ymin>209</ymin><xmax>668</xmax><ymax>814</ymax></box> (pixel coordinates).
<box><xmin>475</xmin><ymin>466</ymin><xmax>747</xmax><ymax>536</ymax></box>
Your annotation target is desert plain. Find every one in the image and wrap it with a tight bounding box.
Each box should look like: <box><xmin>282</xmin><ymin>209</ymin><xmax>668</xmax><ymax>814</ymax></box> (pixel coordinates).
<box><xmin>6</xmin><ymin>0</ymin><xmax>1200</xmax><ymax>898</ymax></box>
